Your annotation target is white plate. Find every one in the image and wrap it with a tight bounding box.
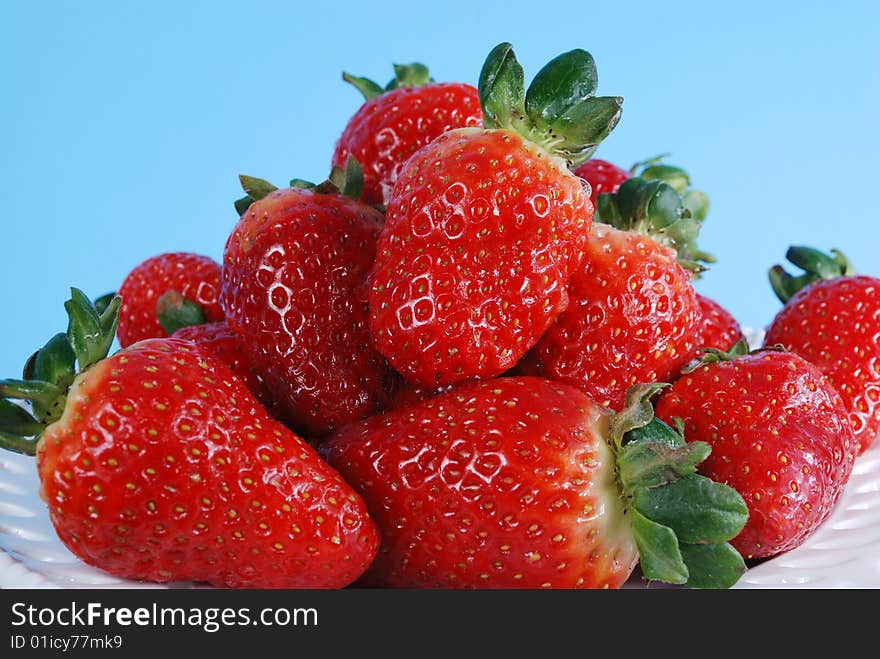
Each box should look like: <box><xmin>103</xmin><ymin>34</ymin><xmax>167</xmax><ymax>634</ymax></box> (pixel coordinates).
<box><xmin>3</xmin><ymin>328</ymin><xmax>879</xmax><ymax>589</ymax></box>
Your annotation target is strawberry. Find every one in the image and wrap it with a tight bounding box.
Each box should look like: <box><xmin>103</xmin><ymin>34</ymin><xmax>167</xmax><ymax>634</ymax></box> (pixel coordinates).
<box><xmin>764</xmin><ymin>246</ymin><xmax>880</xmax><ymax>454</ymax></box>
<box><xmin>519</xmin><ymin>177</ymin><xmax>706</xmax><ymax>410</ymax></box>
<box><xmin>572</xmin><ymin>158</ymin><xmax>629</xmax><ymax>207</ymax></box>
<box><xmin>322</xmin><ymin>378</ymin><xmax>748</xmax><ymax>589</ymax></box>
<box><xmin>0</xmin><ymin>290</ymin><xmax>379</xmax><ymax>588</ymax></box>
<box><xmin>117</xmin><ymin>252</ymin><xmax>224</xmax><ymax>348</ymax></box>
<box><xmin>332</xmin><ymin>62</ymin><xmax>482</xmax><ymax>207</ymax></box>
<box><xmin>171</xmin><ymin>320</ymin><xmax>274</xmax><ymax>410</ymax></box>
<box><xmin>369</xmin><ymin>43</ymin><xmax>623</xmax><ymax>387</ymax></box>
<box><xmin>655</xmin><ymin>343</ymin><xmax>857</xmax><ymax>560</ymax></box>
<box><xmin>222</xmin><ymin>165</ymin><xmax>393</xmax><ymax>438</ymax></box>
<box><xmin>694</xmin><ymin>293</ymin><xmax>744</xmax><ymax>352</ymax></box>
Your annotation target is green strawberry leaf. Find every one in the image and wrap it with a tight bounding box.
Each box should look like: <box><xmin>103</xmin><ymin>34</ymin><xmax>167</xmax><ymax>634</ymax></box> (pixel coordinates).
<box><xmin>684</xmin><ymin>189</ymin><xmax>710</xmax><ymax>223</ymax></box>
<box><xmin>479</xmin><ymin>42</ymin><xmax>525</xmax><ymax>131</ymax></box>
<box><xmin>543</xmin><ymin>95</ymin><xmax>623</xmax><ymax>166</ymax></box>
<box><xmin>234</xmin><ymin>195</ymin><xmax>254</xmax><ymax>216</ymax></box>
<box><xmin>478</xmin><ymin>43</ymin><xmax>622</xmax><ymax>166</ymax></box>
<box><xmin>618</xmin><ymin>440</ymin><xmax>710</xmax><ymax>491</ymax></box>
<box><xmin>322</xmin><ymin>156</ymin><xmax>364</xmax><ymax>200</ymax></box>
<box><xmin>0</xmin><ymin>430</ymin><xmax>39</xmax><ymax>456</ymax></box>
<box><xmin>524</xmin><ymin>49</ymin><xmax>597</xmax><ymax>127</ymax></box>
<box><xmin>240</xmin><ymin>175</ymin><xmax>278</xmax><ymax>201</ymax></box>
<box><xmin>609</xmin><ymin>382</ymin><xmax>670</xmax><ymax>448</ymax></box>
<box><xmin>679</xmin><ymin>542</ymin><xmax>746</xmax><ymax>589</ymax></box>
<box><xmin>342</xmin><ymin>72</ymin><xmax>385</xmax><ymax>101</ymax></box>
<box><xmin>65</xmin><ymin>288</ymin><xmax>119</xmax><ymax>372</ymax></box>
<box><xmin>26</xmin><ymin>332</ymin><xmax>77</xmax><ymax>424</ymax></box>
<box><xmin>631</xmin><ymin>508</ymin><xmax>688</xmax><ymax>585</ymax></box>
<box><xmin>21</xmin><ymin>350</ymin><xmax>38</xmax><ymax>381</ymax></box>
<box><xmin>386</xmin><ymin>62</ymin><xmax>433</xmax><ymax>90</ymax></box>
<box><xmin>1</xmin><ymin>288</ymin><xmax>123</xmax><ymax>457</ymax></box>
<box><xmin>681</xmin><ymin>339</ymin><xmax>751</xmax><ymax>373</ymax></box>
<box><xmin>30</xmin><ymin>333</ymin><xmax>76</xmax><ymax>391</ymax></box>
<box><xmin>93</xmin><ymin>292</ymin><xmax>117</xmax><ymax>316</ymax></box>
<box><xmin>638</xmin><ymin>163</ymin><xmax>690</xmax><ymax>195</ymax></box>
<box><xmin>0</xmin><ymin>399</ymin><xmax>43</xmax><ymax>437</ymax></box>
<box><xmin>769</xmin><ymin>245</ymin><xmax>856</xmax><ymax>303</ymax></box>
<box><xmin>597</xmin><ymin>177</ymin><xmax>710</xmax><ymax>273</ymax></box>
<box><xmin>0</xmin><ymin>379</ymin><xmax>62</xmax><ymax>411</ymax></box>
<box><xmin>632</xmin><ymin>473</ymin><xmax>748</xmax><ymax>544</ymax></box>
<box><xmin>619</xmin><ymin>415</ymin><xmax>685</xmax><ymax>450</ymax></box>
<box><xmin>156</xmin><ymin>291</ymin><xmax>207</xmax><ymax>335</ymax></box>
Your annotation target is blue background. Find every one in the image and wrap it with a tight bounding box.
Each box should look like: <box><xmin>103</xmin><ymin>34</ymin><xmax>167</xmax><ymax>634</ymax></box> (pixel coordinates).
<box><xmin>2</xmin><ymin>0</ymin><xmax>878</xmax><ymax>378</ymax></box>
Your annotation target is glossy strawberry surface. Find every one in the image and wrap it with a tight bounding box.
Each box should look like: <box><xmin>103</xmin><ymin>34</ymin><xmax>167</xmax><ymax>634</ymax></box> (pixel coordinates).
<box><xmin>764</xmin><ymin>275</ymin><xmax>880</xmax><ymax>454</ymax></box>
<box><xmin>117</xmin><ymin>253</ymin><xmax>224</xmax><ymax>348</ymax></box>
<box><xmin>694</xmin><ymin>293</ymin><xmax>744</xmax><ymax>353</ymax></box>
<box><xmin>572</xmin><ymin>158</ymin><xmax>629</xmax><ymax>207</ymax></box>
<box><xmin>221</xmin><ymin>187</ymin><xmax>392</xmax><ymax>437</ymax></box>
<box><xmin>333</xmin><ymin>82</ymin><xmax>482</xmax><ymax>206</ymax></box>
<box><xmin>655</xmin><ymin>350</ymin><xmax>856</xmax><ymax>559</ymax></box>
<box><xmin>36</xmin><ymin>338</ymin><xmax>380</xmax><ymax>588</ymax></box>
<box><xmin>520</xmin><ymin>223</ymin><xmax>699</xmax><ymax>410</ymax></box>
<box><xmin>322</xmin><ymin>377</ymin><xmax>639</xmax><ymax>588</ymax></box>
<box><xmin>369</xmin><ymin>127</ymin><xmax>593</xmax><ymax>387</ymax></box>
<box><xmin>172</xmin><ymin>321</ymin><xmax>273</xmax><ymax>410</ymax></box>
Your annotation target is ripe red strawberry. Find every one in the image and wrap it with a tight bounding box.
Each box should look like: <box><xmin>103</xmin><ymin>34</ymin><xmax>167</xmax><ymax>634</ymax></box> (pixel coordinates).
<box><xmin>322</xmin><ymin>378</ymin><xmax>748</xmax><ymax>589</ymax></box>
<box><xmin>764</xmin><ymin>247</ymin><xmax>880</xmax><ymax>454</ymax></box>
<box><xmin>383</xmin><ymin>373</ymin><xmax>450</xmax><ymax>410</ymax></box>
<box><xmin>117</xmin><ymin>252</ymin><xmax>224</xmax><ymax>348</ymax></box>
<box><xmin>171</xmin><ymin>320</ymin><xmax>274</xmax><ymax>410</ymax></box>
<box><xmin>655</xmin><ymin>344</ymin><xmax>857</xmax><ymax>560</ymax></box>
<box><xmin>572</xmin><ymin>158</ymin><xmax>629</xmax><ymax>207</ymax></box>
<box><xmin>332</xmin><ymin>63</ymin><xmax>482</xmax><ymax>207</ymax></box>
<box><xmin>221</xmin><ymin>169</ymin><xmax>393</xmax><ymax>438</ymax></box>
<box><xmin>369</xmin><ymin>43</ymin><xmax>623</xmax><ymax>387</ymax></box>
<box><xmin>694</xmin><ymin>293</ymin><xmax>744</xmax><ymax>352</ymax></box>
<box><xmin>0</xmin><ymin>290</ymin><xmax>380</xmax><ymax>588</ymax></box>
<box><xmin>520</xmin><ymin>177</ymin><xmax>706</xmax><ymax>410</ymax></box>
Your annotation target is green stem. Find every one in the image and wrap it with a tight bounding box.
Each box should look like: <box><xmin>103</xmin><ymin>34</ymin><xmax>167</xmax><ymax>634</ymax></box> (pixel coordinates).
<box><xmin>156</xmin><ymin>291</ymin><xmax>207</xmax><ymax>335</ymax></box>
<box><xmin>478</xmin><ymin>42</ymin><xmax>622</xmax><ymax>167</ymax></box>
<box><xmin>0</xmin><ymin>430</ymin><xmax>39</xmax><ymax>456</ymax></box>
<box><xmin>769</xmin><ymin>246</ymin><xmax>855</xmax><ymax>303</ymax></box>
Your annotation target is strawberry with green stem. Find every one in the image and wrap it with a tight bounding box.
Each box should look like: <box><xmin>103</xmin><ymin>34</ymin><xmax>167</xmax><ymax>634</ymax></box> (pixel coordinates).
<box><xmin>655</xmin><ymin>342</ymin><xmax>856</xmax><ymax>559</ymax></box>
<box><xmin>369</xmin><ymin>42</ymin><xmax>622</xmax><ymax>387</ymax></box>
<box><xmin>333</xmin><ymin>62</ymin><xmax>483</xmax><ymax>207</ymax></box>
<box><xmin>0</xmin><ymin>290</ymin><xmax>379</xmax><ymax>587</ymax></box>
<box><xmin>520</xmin><ymin>176</ymin><xmax>707</xmax><ymax>410</ymax></box>
<box><xmin>764</xmin><ymin>246</ymin><xmax>880</xmax><ymax>453</ymax></box>
<box><xmin>322</xmin><ymin>378</ymin><xmax>747</xmax><ymax>589</ymax></box>
<box><xmin>116</xmin><ymin>252</ymin><xmax>224</xmax><ymax>348</ymax></box>
<box><xmin>223</xmin><ymin>159</ymin><xmax>394</xmax><ymax>438</ymax></box>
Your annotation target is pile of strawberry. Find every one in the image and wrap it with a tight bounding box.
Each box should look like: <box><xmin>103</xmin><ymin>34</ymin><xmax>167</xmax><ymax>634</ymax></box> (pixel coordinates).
<box><xmin>2</xmin><ymin>43</ymin><xmax>877</xmax><ymax>590</ymax></box>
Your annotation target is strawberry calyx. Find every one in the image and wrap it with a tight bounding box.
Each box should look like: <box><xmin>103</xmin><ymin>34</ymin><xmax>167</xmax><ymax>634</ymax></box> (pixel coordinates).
<box><xmin>234</xmin><ymin>156</ymin><xmax>365</xmax><ymax>215</ymax></box>
<box><xmin>156</xmin><ymin>290</ymin><xmax>207</xmax><ymax>335</ymax></box>
<box><xmin>342</xmin><ymin>62</ymin><xmax>434</xmax><ymax>102</ymax></box>
<box><xmin>478</xmin><ymin>42</ymin><xmax>623</xmax><ymax>167</ymax></box>
<box><xmin>629</xmin><ymin>154</ymin><xmax>711</xmax><ymax>226</ymax></box>
<box><xmin>769</xmin><ymin>245</ymin><xmax>856</xmax><ymax>303</ymax></box>
<box><xmin>0</xmin><ymin>289</ymin><xmax>120</xmax><ymax>456</ymax></box>
<box><xmin>596</xmin><ymin>176</ymin><xmax>713</xmax><ymax>274</ymax></box>
<box><xmin>681</xmin><ymin>340</ymin><xmax>790</xmax><ymax>374</ymax></box>
<box><xmin>610</xmin><ymin>384</ymin><xmax>748</xmax><ymax>588</ymax></box>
